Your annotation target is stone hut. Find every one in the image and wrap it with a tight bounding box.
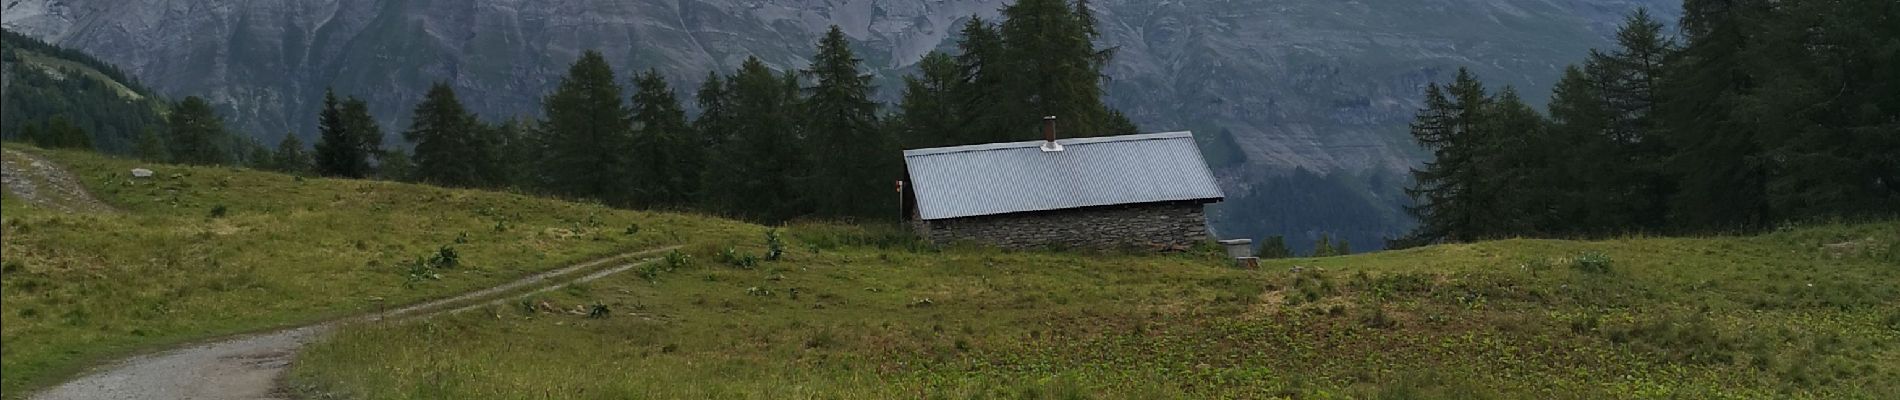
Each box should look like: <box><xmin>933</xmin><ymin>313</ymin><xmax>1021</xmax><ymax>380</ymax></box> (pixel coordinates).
<box><xmin>902</xmin><ymin>120</ymin><xmax>1225</xmax><ymax>250</ymax></box>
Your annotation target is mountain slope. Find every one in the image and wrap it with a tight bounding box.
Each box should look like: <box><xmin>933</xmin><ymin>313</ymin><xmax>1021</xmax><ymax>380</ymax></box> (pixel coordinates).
<box><xmin>1</xmin><ymin>0</ymin><xmax>1677</xmax><ymax>248</ymax></box>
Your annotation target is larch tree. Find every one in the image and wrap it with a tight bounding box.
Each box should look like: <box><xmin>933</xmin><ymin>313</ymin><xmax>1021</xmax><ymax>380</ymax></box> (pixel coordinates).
<box><xmin>540</xmin><ymin>50</ymin><xmax>637</xmax><ymax>205</ymax></box>
<box><xmin>800</xmin><ymin>26</ymin><xmax>891</xmax><ymax>219</ymax></box>
<box><xmin>629</xmin><ymin>69</ymin><xmax>700</xmax><ymax>208</ymax></box>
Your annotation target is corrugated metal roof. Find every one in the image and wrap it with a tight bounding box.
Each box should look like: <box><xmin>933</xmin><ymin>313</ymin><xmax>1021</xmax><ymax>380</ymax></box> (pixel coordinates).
<box><xmin>903</xmin><ymin>131</ymin><xmax>1225</xmax><ymax>220</ymax></box>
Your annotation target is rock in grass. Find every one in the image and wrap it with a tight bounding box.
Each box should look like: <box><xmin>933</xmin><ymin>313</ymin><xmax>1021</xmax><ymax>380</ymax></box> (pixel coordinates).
<box><xmin>131</xmin><ymin>168</ymin><xmax>154</xmax><ymax>178</ymax></box>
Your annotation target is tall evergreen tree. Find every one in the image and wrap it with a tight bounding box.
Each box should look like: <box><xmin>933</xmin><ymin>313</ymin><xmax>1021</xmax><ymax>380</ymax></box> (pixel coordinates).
<box><xmin>1660</xmin><ymin>0</ymin><xmax>1771</xmax><ymax>229</ymax></box>
<box><xmin>1543</xmin><ymin>65</ymin><xmax>1619</xmax><ymax>230</ymax></box>
<box><xmin>1591</xmin><ymin>9</ymin><xmax>1678</xmax><ymax>230</ymax></box>
<box><xmin>693</xmin><ymin>71</ymin><xmax>735</xmax><ymax>151</ymax></box>
<box><xmin>897</xmin><ymin>52</ymin><xmax>963</xmax><ymax>149</ymax></box>
<box><xmin>997</xmin><ymin>0</ymin><xmax>1118</xmax><ymax>138</ymax></box>
<box><xmin>951</xmin><ymin>17</ymin><xmax>1013</xmax><ymax>145</ymax></box>
<box><xmin>541</xmin><ymin>50</ymin><xmax>637</xmax><ymax>204</ymax></box>
<box><xmin>314</xmin><ymin>89</ymin><xmax>372</xmax><ymax>178</ymax></box>
<box><xmin>628</xmin><ymin>70</ymin><xmax>700</xmax><ymax>208</ymax></box>
<box><xmin>1475</xmin><ymin>87</ymin><xmax>1549</xmax><ymax>235</ymax></box>
<box><xmin>166</xmin><ymin>96</ymin><xmax>228</xmax><ymax>165</ymax></box>
<box><xmin>1402</xmin><ymin>69</ymin><xmax>1493</xmax><ymax>243</ymax></box>
<box><xmin>404</xmin><ymin>83</ymin><xmax>500</xmax><ymax>188</ymax></box>
<box><xmin>801</xmin><ymin>26</ymin><xmax>891</xmax><ymax>219</ymax></box>
<box><xmin>703</xmin><ymin>57</ymin><xmax>807</xmax><ymax>222</ymax></box>
<box><xmin>341</xmin><ymin>98</ymin><xmax>387</xmax><ymax>177</ymax></box>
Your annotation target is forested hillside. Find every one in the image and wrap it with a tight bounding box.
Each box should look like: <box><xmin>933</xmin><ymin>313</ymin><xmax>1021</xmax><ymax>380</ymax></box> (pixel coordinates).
<box><xmin>2</xmin><ymin>30</ymin><xmax>261</xmax><ymax>166</ymax></box>
<box><xmin>0</xmin><ymin>30</ymin><xmax>165</xmax><ymax>154</ymax></box>
<box><xmin>1399</xmin><ymin>2</ymin><xmax>1899</xmax><ymax>245</ymax></box>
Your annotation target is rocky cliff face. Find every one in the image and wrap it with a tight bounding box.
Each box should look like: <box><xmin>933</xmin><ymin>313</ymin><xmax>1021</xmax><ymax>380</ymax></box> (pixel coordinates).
<box><xmin>3</xmin><ymin>0</ymin><xmax>1674</xmax><ymax>246</ymax></box>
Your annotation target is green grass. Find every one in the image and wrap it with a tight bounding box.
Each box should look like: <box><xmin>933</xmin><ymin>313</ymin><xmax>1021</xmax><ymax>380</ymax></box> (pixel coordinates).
<box><xmin>292</xmin><ymin>219</ymin><xmax>1900</xmax><ymax>398</ymax></box>
<box><xmin>0</xmin><ymin>146</ymin><xmax>758</xmax><ymax>397</ymax></box>
<box><xmin>7</xmin><ymin>145</ymin><xmax>1898</xmax><ymax>399</ymax></box>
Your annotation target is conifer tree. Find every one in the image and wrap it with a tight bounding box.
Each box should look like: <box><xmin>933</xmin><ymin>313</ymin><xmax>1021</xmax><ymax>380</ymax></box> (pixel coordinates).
<box><xmin>540</xmin><ymin>50</ymin><xmax>637</xmax><ymax>205</ymax></box>
<box><xmin>405</xmin><ymin>83</ymin><xmax>499</xmax><ymax>188</ymax></box>
<box><xmin>341</xmin><ymin>98</ymin><xmax>386</xmax><ymax>175</ymax></box>
<box><xmin>897</xmin><ymin>52</ymin><xmax>963</xmax><ymax>149</ymax></box>
<box><xmin>1660</xmin><ymin>0</ymin><xmax>1771</xmax><ymax>230</ymax></box>
<box><xmin>703</xmin><ymin>57</ymin><xmax>807</xmax><ymax>222</ymax></box>
<box><xmin>314</xmin><ymin>89</ymin><xmax>372</xmax><ymax>178</ymax></box>
<box><xmin>272</xmin><ymin>133</ymin><xmax>312</xmax><ymax>175</ymax></box>
<box><xmin>998</xmin><ymin>0</ymin><xmax>1116</xmax><ymax>137</ymax></box>
<box><xmin>693</xmin><ymin>71</ymin><xmax>734</xmax><ymax>150</ymax></box>
<box><xmin>629</xmin><ymin>69</ymin><xmax>699</xmax><ymax>208</ymax></box>
<box><xmin>952</xmin><ymin>18</ymin><xmax>1012</xmax><ymax>145</ymax></box>
<box><xmin>1402</xmin><ymin>69</ymin><xmax>1493</xmax><ymax>243</ymax></box>
<box><xmin>801</xmin><ymin>26</ymin><xmax>890</xmax><ymax>218</ymax></box>
<box><xmin>166</xmin><ymin>96</ymin><xmax>228</xmax><ymax>165</ymax></box>
<box><xmin>1474</xmin><ymin>87</ymin><xmax>1548</xmax><ymax>236</ymax></box>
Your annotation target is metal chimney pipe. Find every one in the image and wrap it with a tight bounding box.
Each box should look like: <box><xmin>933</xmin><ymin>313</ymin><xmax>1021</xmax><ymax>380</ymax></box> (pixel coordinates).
<box><xmin>1039</xmin><ymin>116</ymin><xmax>1064</xmax><ymax>152</ymax></box>
<box><xmin>1042</xmin><ymin>116</ymin><xmax>1057</xmax><ymax>142</ymax></box>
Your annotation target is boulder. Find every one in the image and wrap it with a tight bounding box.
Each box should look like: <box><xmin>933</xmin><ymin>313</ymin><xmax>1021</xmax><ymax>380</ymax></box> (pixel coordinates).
<box><xmin>131</xmin><ymin>168</ymin><xmax>154</xmax><ymax>178</ymax></box>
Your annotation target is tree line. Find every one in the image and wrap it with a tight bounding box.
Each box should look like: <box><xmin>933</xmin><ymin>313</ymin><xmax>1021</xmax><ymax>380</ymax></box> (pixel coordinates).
<box><xmin>6</xmin><ymin>0</ymin><xmax>1131</xmax><ymax>225</ymax></box>
<box><xmin>1399</xmin><ymin>2</ymin><xmax>1899</xmax><ymax>246</ymax></box>
<box><xmin>275</xmin><ymin>0</ymin><xmax>1129</xmax><ymax>224</ymax></box>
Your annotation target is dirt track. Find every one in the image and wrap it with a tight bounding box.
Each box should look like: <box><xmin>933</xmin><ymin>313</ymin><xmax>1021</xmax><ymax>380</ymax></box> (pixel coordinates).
<box><xmin>28</xmin><ymin>246</ymin><xmax>677</xmax><ymax>400</ymax></box>
<box><xmin>1</xmin><ymin>148</ymin><xmax>116</xmax><ymax>213</ymax></box>
<box><xmin>8</xmin><ymin>149</ymin><xmax>682</xmax><ymax>399</ymax></box>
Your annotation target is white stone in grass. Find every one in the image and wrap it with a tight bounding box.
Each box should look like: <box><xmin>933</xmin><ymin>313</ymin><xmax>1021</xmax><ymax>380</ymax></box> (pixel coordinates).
<box><xmin>131</xmin><ymin>168</ymin><xmax>154</xmax><ymax>178</ymax></box>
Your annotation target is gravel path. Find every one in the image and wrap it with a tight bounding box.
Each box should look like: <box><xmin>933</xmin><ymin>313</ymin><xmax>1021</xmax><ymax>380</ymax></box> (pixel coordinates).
<box><xmin>29</xmin><ymin>246</ymin><xmax>680</xmax><ymax>400</ymax></box>
<box><xmin>1</xmin><ymin>148</ymin><xmax>117</xmax><ymax>213</ymax></box>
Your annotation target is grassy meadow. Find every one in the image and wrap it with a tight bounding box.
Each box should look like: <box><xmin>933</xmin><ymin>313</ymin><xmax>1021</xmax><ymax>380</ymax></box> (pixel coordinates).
<box><xmin>292</xmin><ymin>222</ymin><xmax>1900</xmax><ymax>398</ymax></box>
<box><xmin>4</xmin><ymin>144</ymin><xmax>1897</xmax><ymax>399</ymax></box>
<box><xmin>0</xmin><ymin>146</ymin><xmax>756</xmax><ymax>397</ymax></box>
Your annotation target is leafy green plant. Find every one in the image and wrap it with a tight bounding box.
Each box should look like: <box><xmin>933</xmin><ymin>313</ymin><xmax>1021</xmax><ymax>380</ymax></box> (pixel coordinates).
<box><xmin>1571</xmin><ymin>251</ymin><xmax>1613</xmax><ymax>274</ymax></box>
<box><xmin>429</xmin><ymin>246</ymin><xmax>460</xmax><ymax>269</ymax></box>
<box><xmin>403</xmin><ymin>257</ymin><xmax>442</xmax><ymax>288</ymax></box>
<box><xmin>720</xmin><ymin>247</ymin><xmax>757</xmax><ymax>269</ymax></box>
<box><xmin>765</xmin><ymin>229</ymin><xmax>785</xmax><ymax>261</ymax></box>
<box><xmin>663</xmin><ymin>250</ymin><xmax>692</xmax><ymax>270</ymax></box>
